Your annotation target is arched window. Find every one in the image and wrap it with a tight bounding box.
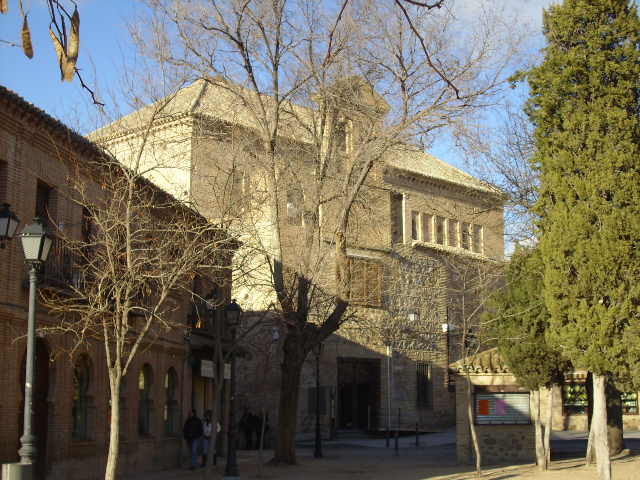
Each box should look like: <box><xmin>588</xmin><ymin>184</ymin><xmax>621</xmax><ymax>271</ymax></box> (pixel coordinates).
<box><xmin>138</xmin><ymin>364</ymin><xmax>154</xmax><ymax>436</ymax></box>
<box><xmin>164</xmin><ymin>368</ymin><xmax>179</xmax><ymax>435</ymax></box>
<box><xmin>72</xmin><ymin>355</ymin><xmax>92</xmax><ymax>440</ymax></box>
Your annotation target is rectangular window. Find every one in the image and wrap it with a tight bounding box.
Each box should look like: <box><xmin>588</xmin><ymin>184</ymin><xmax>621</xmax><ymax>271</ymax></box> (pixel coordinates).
<box><xmin>448</xmin><ymin>219</ymin><xmax>459</xmax><ymax>248</ymax></box>
<box><xmin>622</xmin><ymin>392</ymin><xmax>638</xmax><ymax>414</ymax></box>
<box><xmin>461</xmin><ymin>222</ymin><xmax>471</xmax><ymax>250</ymax></box>
<box><xmin>0</xmin><ymin>160</ymin><xmax>7</xmax><ymax>203</ymax></box>
<box><xmin>36</xmin><ymin>179</ymin><xmax>57</xmax><ymax>228</ymax></box>
<box><xmin>475</xmin><ymin>392</ymin><xmax>530</xmax><ymax>424</ymax></box>
<box><xmin>435</xmin><ymin>216</ymin><xmax>445</xmax><ymax>245</ymax></box>
<box><xmin>421</xmin><ymin>214</ymin><xmax>432</xmax><ymax>243</ymax></box>
<box><xmin>472</xmin><ymin>224</ymin><xmax>483</xmax><ymax>254</ymax></box>
<box><xmin>563</xmin><ymin>382</ymin><xmax>588</xmax><ymax>415</ymax></box>
<box><xmin>411</xmin><ymin>211</ymin><xmax>419</xmax><ymax>241</ymax></box>
<box><xmin>416</xmin><ymin>362</ymin><xmax>432</xmax><ymax>409</ymax></box>
<box><xmin>348</xmin><ymin>257</ymin><xmax>383</xmax><ymax>307</ymax></box>
<box><xmin>308</xmin><ymin>386</ymin><xmax>328</xmax><ymax>415</ymax></box>
<box><xmin>286</xmin><ymin>190</ymin><xmax>303</xmax><ymax>226</ymax></box>
<box><xmin>335</xmin><ymin>119</ymin><xmax>352</xmax><ymax>153</ymax></box>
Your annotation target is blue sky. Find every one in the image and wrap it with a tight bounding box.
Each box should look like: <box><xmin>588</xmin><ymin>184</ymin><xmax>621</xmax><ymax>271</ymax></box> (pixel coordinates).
<box><xmin>0</xmin><ymin>0</ymin><xmax>555</xmax><ymax>168</ymax></box>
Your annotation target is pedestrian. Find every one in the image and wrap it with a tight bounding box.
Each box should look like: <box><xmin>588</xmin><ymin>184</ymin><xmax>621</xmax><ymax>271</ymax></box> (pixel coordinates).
<box><xmin>202</xmin><ymin>410</ymin><xmax>213</xmax><ymax>467</ymax></box>
<box><xmin>239</xmin><ymin>407</ymin><xmax>253</xmax><ymax>449</ymax></box>
<box><xmin>183</xmin><ymin>409</ymin><xmax>203</xmax><ymax>470</ymax></box>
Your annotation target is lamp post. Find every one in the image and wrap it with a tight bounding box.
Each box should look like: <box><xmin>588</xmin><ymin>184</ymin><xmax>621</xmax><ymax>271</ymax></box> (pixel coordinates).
<box><xmin>313</xmin><ymin>342</ymin><xmax>323</xmax><ymax>458</ymax></box>
<box><xmin>18</xmin><ymin>219</ymin><xmax>52</xmax><ymax>472</ymax></box>
<box><xmin>0</xmin><ymin>203</ymin><xmax>20</xmax><ymax>248</ymax></box>
<box><xmin>223</xmin><ymin>299</ymin><xmax>241</xmax><ymax>480</ymax></box>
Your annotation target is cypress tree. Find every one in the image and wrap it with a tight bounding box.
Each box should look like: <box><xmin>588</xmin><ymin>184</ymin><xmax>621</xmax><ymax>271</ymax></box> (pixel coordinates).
<box><xmin>490</xmin><ymin>246</ymin><xmax>568</xmax><ymax>470</ymax></box>
<box><xmin>524</xmin><ymin>1</ymin><xmax>640</xmax><ymax>478</ymax></box>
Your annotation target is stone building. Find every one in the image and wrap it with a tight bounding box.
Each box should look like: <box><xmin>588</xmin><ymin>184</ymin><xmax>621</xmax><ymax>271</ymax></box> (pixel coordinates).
<box><xmin>0</xmin><ymin>86</ymin><xmax>231</xmax><ymax>479</ymax></box>
<box><xmin>91</xmin><ymin>77</ymin><xmax>505</xmax><ymax>442</ymax></box>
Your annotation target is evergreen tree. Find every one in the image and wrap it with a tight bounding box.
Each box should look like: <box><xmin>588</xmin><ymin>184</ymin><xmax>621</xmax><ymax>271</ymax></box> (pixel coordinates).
<box><xmin>490</xmin><ymin>246</ymin><xmax>568</xmax><ymax>470</ymax></box>
<box><xmin>491</xmin><ymin>247</ymin><xmax>566</xmax><ymax>391</ymax></box>
<box><xmin>524</xmin><ymin>1</ymin><xmax>640</xmax><ymax>478</ymax></box>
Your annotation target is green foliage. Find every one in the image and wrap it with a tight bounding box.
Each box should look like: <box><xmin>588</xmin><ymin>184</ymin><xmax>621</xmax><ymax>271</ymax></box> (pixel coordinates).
<box><xmin>526</xmin><ymin>0</ymin><xmax>640</xmax><ymax>383</ymax></box>
<box><xmin>489</xmin><ymin>246</ymin><xmax>567</xmax><ymax>390</ymax></box>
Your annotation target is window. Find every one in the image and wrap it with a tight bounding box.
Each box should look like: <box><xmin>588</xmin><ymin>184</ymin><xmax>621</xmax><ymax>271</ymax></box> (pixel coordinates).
<box><xmin>286</xmin><ymin>190</ymin><xmax>303</xmax><ymax>226</ymax></box>
<box><xmin>0</xmin><ymin>160</ymin><xmax>7</xmax><ymax>203</ymax></box>
<box><xmin>435</xmin><ymin>216</ymin><xmax>445</xmax><ymax>245</ymax></box>
<box><xmin>164</xmin><ymin>368</ymin><xmax>179</xmax><ymax>435</ymax></box>
<box><xmin>335</xmin><ymin>119</ymin><xmax>352</xmax><ymax>153</ymax></box>
<box><xmin>348</xmin><ymin>257</ymin><xmax>383</xmax><ymax>307</ymax></box>
<box><xmin>416</xmin><ymin>362</ymin><xmax>432</xmax><ymax>409</ymax></box>
<box><xmin>447</xmin><ymin>219</ymin><xmax>459</xmax><ymax>248</ymax></box>
<box><xmin>563</xmin><ymin>382</ymin><xmax>588</xmax><ymax>415</ymax></box>
<box><xmin>72</xmin><ymin>355</ymin><xmax>92</xmax><ymax>440</ymax></box>
<box><xmin>421</xmin><ymin>214</ymin><xmax>432</xmax><ymax>243</ymax></box>
<box><xmin>81</xmin><ymin>207</ymin><xmax>94</xmax><ymax>243</ymax></box>
<box><xmin>461</xmin><ymin>222</ymin><xmax>471</xmax><ymax>250</ymax></box>
<box><xmin>411</xmin><ymin>211</ymin><xmax>419</xmax><ymax>241</ymax></box>
<box><xmin>36</xmin><ymin>179</ymin><xmax>55</xmax><ymax>226</ymax></box>
<box><xmin>622</xmin><ymin>392</ymin><xmax>638</xmax><ymax>414</ymax></box>
<box><xmin>138</xmin><ymin>364</ymin><xmax>154</xmax><ymax>435</ymax></box>
<box><xmin>472</xmin><ymin>224</ymin><xmax>483</xmax><ymax>254</ymax></box>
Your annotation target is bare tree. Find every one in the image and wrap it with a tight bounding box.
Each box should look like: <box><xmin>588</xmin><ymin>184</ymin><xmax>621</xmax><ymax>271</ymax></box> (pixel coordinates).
<box><xmin>125</xmin><ymin>0</ymin><xmax>526</xmax><ymax>464</ymax></box>
<box><xmin>37</xmin><ymin>96</ymin><xmax>236</xmax><ymax>480</ymax></box>
<box><xmin>445</xmin><ymin>252</ymin><xmax>504</xmax><ymax>476</ymax></box>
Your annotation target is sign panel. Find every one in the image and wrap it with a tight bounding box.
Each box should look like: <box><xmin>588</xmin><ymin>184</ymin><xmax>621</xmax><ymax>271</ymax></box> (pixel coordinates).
<box><xmin>475</xmin><ymin>393</ymin><xmax>530</xmax><ymax>425</ymax></box>
<box><xmin>200</xmin><ymin>360</ymin><xmax>215</xmax><ymax>379</ymax></box>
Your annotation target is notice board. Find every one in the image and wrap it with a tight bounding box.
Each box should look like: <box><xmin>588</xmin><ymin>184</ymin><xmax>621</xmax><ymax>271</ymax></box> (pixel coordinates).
<box><xmin>475</xmin><ymin>393</ymin><xmax>530</xmax><ymax>425</ymax></box>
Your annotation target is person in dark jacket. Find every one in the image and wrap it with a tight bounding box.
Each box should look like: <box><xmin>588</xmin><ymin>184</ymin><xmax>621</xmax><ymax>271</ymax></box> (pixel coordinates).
<box><xmin>183</xmin><ymin>409</ymin><xmax>204</xmax><ymax>469</ymax></box>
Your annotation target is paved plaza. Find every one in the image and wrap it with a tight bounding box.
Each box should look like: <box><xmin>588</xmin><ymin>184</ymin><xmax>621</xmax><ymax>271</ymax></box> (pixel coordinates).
<box><xmin>128</xmin><ymin>430</ymin><xmax>640</xmax><ymax>480</ymax></box>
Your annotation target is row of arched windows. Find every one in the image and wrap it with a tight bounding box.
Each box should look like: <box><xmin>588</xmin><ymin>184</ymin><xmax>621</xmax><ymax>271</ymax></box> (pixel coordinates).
<box><xmin>72</xmin><ymin>355</ymin><xmax>180</xmax><ymax>440</ymax></box>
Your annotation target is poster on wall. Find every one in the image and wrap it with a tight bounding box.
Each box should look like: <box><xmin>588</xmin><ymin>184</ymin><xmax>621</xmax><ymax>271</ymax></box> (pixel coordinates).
<box><xmin>475</xmin><ymin>393</ymin><xmax>530</xmax><ymax>425</ymax></box>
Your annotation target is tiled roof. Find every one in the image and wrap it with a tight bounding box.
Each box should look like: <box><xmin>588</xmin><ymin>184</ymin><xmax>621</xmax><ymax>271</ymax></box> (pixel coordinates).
<box><xmin>89</xmin><ymin>78</ymin><xmax>499</xmax><ymax>195</ymax></box>
<box><xmin>386</xmin><ymin>145</ymin><xmax>500</xmax><ymax>194</ymax></box>
<box><xmin>0</xmin><ymin>84</ymin><xmax>104</xmax><ymax>158</ymax></box>
<box><xmin>450</xmin><ymin>347</ymin><xmax>511</xmax><ymax>374</ymax></box>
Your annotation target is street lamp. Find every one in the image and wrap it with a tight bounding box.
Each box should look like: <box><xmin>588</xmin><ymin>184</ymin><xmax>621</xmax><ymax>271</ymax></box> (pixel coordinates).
<box><xmin>223</xmin><ymin>299</ymin><xmax>241</xmax><ymax>480</ymax></box>
<box><xmin>0</xmin><ymin>203</ymin><xmax>20</xmax><ymax>248</ymax></box>
<box><xmin>18</xmin><ymin>218</ymin><xmax>52</xmax><ymax>470</ymax></box>
<box><xmin>313</xmin><ymin>342</ymin><xmax>323</xmax><ymax>458</ymax></box>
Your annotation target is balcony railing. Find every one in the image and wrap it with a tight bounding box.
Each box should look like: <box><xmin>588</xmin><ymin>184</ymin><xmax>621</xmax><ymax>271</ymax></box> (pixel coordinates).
<box><xmin>39</xmin><ymin>237</ymin><xmax>83</xmax><ymax>289</ymax></box>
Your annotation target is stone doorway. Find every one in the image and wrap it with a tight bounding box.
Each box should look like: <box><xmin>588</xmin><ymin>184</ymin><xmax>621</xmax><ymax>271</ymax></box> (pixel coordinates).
<box><xmin>337</xmin><ymin>357</ymin><xmax>380</xmax><ymax>431</ymax></box>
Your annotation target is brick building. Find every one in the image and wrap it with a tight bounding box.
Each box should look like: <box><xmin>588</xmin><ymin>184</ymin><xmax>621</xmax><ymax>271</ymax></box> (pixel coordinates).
<box><xmin>91</xmin><ymin>77</ymin><xmax>505</xmax><ymax>443</ymax></box>
<box><xmin>0</xmin><ymin>86</ymin><xmax>231</xmax><ymax>479</ymax></box>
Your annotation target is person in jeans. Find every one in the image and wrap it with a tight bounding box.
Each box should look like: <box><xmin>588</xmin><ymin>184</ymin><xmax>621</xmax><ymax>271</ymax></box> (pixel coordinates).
<box><xmin>183</xmin><ymin>409</ymin><xmax>203</xmax><ymax>470</ymax></box>
<box><xmin>202</xmin><ymin>410</ymin><xmax>213</xmax><ymax>467</ymax></box>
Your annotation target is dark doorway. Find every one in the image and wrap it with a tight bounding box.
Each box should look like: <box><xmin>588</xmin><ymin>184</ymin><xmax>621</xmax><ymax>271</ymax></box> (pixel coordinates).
<box><xmin>18</xmin><ymin>338</ymin><xmax>51</xmax><ymax>480</ymax></box>
<box><xmin>337</xmin><ymin>357</ymin><xmax>380</xmax><ymax>430</ymax></box>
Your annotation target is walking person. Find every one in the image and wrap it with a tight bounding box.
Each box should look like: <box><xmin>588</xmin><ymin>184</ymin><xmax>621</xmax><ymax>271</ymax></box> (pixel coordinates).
<box><xmin>183</xmin><ymin>409</ymin><xmax>203</xmax><ymax>470</ymax></box>
<box><xmin>202</xmin><ymin>410</ymin><xmax>213</xmax><ymax>467</ymax></box>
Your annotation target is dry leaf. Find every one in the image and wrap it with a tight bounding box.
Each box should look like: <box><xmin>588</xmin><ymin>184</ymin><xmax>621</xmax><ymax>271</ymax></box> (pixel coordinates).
<box><xmin>0</xmin><ymin>0</ymin><xmax>7</xmax><ymax>15</ymax></box>
<box><xmin>21</xmin><ymin>15</ymin><xmax>33</xmax><ymax>59</ymax></box>
<box><xmin>50</xmin><ymin>26</ymin><xmax>68</xmax><ymax>81</ymax></box>
<box><xmin>62</xmin><ymin>6</ymin><xmax>80</xmax><ymax>82</ymax></box>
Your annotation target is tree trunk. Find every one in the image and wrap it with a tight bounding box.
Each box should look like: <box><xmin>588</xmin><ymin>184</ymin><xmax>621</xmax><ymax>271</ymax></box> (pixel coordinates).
<box><xmin>273</xmin><ymin>356</ymin><xmax>304</xmax><ymax>464</ymax></box>
<box><xmin>592</xmin><ymin>374</ymin><xmax>611</xmax><ymax>480</ymax></box>
<box><xmin>605</xmin><ymin>377</ymin><xmax>625</xmax><ymax>457</ymax></box>
<box><xmin>587</xmin><ymin>372</ymin><xmax>624</xmax><ymax>458</ymax></box>
<box><xmin>465</xmin><ymin>371</ymin><xmax>481</xmax><ymax>475</ymax></box>
<box><xmin>533</xmin><ymin>390</ymin><xmax>547</xmax><ymax>471</ymax></box>
<box><xmin>105</xmin><ymin>381</ymin><xmax>121</xmax><ymax>480</ymax></box>
<box><xmin>544</xmin><ymin>387</ymin><xmax>552</xmax><ymax>467</ymax></box>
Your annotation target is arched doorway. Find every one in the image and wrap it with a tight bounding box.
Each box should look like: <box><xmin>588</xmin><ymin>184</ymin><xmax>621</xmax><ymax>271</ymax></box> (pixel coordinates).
<box><xmin>17</xmin><ymin>338</ymin><xmax>51</xmax><ymax>480</ymax></box>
